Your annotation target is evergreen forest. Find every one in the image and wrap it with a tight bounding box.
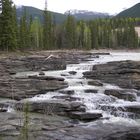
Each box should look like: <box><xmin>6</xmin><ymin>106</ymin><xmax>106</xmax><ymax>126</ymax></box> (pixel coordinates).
<box><xmin>0</xmin><ymin>0</ymin><xmax>140</xmax><ymax>51</ymax></box>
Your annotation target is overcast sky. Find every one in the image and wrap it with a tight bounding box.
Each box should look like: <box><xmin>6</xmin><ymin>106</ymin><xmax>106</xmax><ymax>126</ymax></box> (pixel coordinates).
<box><xmin>13</xmin><ymin>0</ymin><xmax>140</xmax><ymax>15</ymax></box>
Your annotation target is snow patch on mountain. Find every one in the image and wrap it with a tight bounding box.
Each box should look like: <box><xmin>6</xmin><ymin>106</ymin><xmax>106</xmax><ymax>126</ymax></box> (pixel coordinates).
<box><xmin>65</xmin><ymin>9</ymin><xmax>109</xmax><ymax>16</ymax></box>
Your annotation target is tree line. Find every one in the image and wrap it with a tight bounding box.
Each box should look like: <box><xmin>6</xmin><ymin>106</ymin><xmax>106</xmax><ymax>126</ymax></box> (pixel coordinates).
<box><xmin>0</xmin><ymin>0</ymin><xmax>140</xmax><ymax>51</ymax></box>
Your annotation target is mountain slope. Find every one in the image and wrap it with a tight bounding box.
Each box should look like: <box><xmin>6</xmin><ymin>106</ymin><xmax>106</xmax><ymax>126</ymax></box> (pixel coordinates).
<box><xmin>65</xmin><ymin>10</ymin><xmax>111</xmax><ymax>20</ymax></box>
<box><xmin>16</xmin><ymin>6</ymin><xmax>111</xmax><ymax>24</ymax></box>
<box><xmin>16</xmin><ymin>6</ymin><xmax>67</xmax><ymax>24</ymax></box>
<box><xmin>116</xmin><ymin>3</ymin><xmax>140</xmax><ymax>18</ymax></box>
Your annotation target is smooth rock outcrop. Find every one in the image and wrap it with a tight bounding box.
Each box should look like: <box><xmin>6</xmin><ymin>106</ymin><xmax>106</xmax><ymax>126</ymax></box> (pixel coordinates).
<box><xmin>69</xmin><ymin>71</ymin><xmax>77</xmax><ymax>75</ymax></box>
<box><xmin>69</xmin><ymin>112</ymin><xmax>103</xmax><ymax>121</ymax></box>
<box><xmin>1</xmin><ymin>112</ymin><xmax>140</xmax><ymax>140</ymax></box>
<box><xmin>15</xmin><ymin>100</ymin><xmax>86</xmax><ymax>115</ymax></box>
<box><xmin>84</xmin><ymin>60</ymin><xmax>140</xmax><ymax>90</ymax></box>
<box><xmin>99</xmin><ymin>104</ymin><xmax>140</xmax><ymax>118</ymax></box>
<box><xmin>52</xmin><ymin>96</ymin><xmax>81</xmax><ymax>101</ymax></box>
<box><xmin>84</xmin><ymin>89</ymin><xmax>98</xmax><ymax>93</ymax></box>
<box><xmin>59</xmin><ymin>90</ymin><xmax>75</xmax><ymax>95</ymax></box>
<box><xmin>0</xmin><ymin>77</ymin><xmax>68</xmax><ymax>100</ymax></box>
<box><xmin>88</xmin><ymin>80</ymin><xmax>103</xmax><ymax>86</ymax></box>
<box><xmin>104</xmin><ymin>89</ymin><xmax>137</xmax><ymax>101</ymax></box>
<box><xmin>28</xmin><ymin>75</ymin><xmax>65</xmax><ymax>81</ymax></box>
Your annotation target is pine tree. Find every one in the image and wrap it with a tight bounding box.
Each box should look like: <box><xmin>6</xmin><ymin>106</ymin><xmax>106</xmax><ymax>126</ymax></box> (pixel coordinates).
<box><xmin>127</xmin><ymin>23</ymin><xmax>138</xmax><ymax>48</ymax></box>
<box><xmin>0</xmin><ymin>0</ymin><xmax>17</xmax><ymax>51</ymax></box>
<box><xmin>0</xmin><ymin>0</ymin><xmax>2</xmax><ymax>14</ymax></box>
<box><xmin>55</xmin><ymin>25</ymin><xmax>64</xmax><ymax>49</ymax></box>
<box><xmin>64</xmin><ymin>15</ymin><xmax>77</xmax><ymax>49</ymax></box>
<box><xmin>89</xmin><ymin>21</ymin><xmax>99</xmax><ymax>49</ymax></box>
<box><xmin>12</xmin><ymin>5</ymin><xmax>18</xmax><ymax>48</ymax></box>
<box><xmin>0</xmin><ymin>0</ymin><xmax>2</xmax><ymax>46</ymax></box>
<box><xmin>77</xmin><ymin>20</ymin><xmax>85</xmax><ymax>48</ymax></box>
<box><xmin>43</xmin><ymin>10</ymin><xmax>54</xmax><ymax>49</ymax></box>
<box><xmin>28</xmin><ymin>15</ymin><xmax>33</xmax><ymax>48</ymax></box>
<box><xmin>30</xmin><ymin>18</ymin><xmax>43</xmax><ymax>49</ymax></box>
<box><xmin>19</xmin><ymin>8</ymin><xmax>30</xmax><ymax>50</ymax></box>
<box><xmin>84</xmin><ymin>26</ymin><xmax>91</xmax><ymax>49</ymax></box>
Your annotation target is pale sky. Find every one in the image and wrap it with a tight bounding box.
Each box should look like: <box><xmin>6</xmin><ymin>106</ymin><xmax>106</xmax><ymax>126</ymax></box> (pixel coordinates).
<box><xmin>13</xmin><ymin>0</ymin><xmax>140</xmax><ymax>15</ymax></box>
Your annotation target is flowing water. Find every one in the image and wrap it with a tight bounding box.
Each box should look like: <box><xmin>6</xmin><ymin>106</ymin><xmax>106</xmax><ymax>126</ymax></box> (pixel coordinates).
<box><xmin>16</xmin><ymin>52</ymin><xmax>140</xmax><ymax>126</ymax></box>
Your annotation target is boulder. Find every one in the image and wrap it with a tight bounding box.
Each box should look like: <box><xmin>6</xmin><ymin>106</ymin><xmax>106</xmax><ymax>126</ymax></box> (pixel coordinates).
<box><xmin>52</xmin><ymin>96</ymin><xmax>81</xmax><ymax>101</ymax></box>
<box><xmin>0</xmin><ymin>100</ymin><xmax>16</xmax><ymax>112</ymax></box>
<box><xmin>28</xmin><ymin>75</ymin><xmax>65</xmax><ymax>81</ymax></box>
<box><xmin>69</xmin><ymin>112</ymin><xmax>102</xmax><ymax>121</ymax></box>
<box><xmin>93</xmin><ymin>53</ymin><xmax>110</xmax><ymax>55</ymax></box>
<box><xmin>61</xmin><ymin>73</ymin><xmax>70</xmax><ymax>76</ymax></box>
<box><xmin>69</xmin><ymin>71</ymin><xmax>77</xmax><ymax>75</ymax></box>
<box><xmin>0</xmin><ymin>108</ymin><xmax>7</xmax><ymax>112</ymax></box>
<box><xmin>9</xmin><ymin>71</ymin><xmax>16</xmax><ymax>75</ymax></box>
<box><xmin>59</xmin><ymin>90</ymin><xmax>75</xmax><ymax>95</ymax></box>
<box><xmin>84</xmin><ymin>89</ymin><xmax>98</xmax><ymax>93</ymax></box>
<box><xmin>104</xmin><ymin>89</ymin><xmax>137</xmax><ymax>101</ymax></box>
<box><xmin>88</xmin><ymin>80</ymin><xmax>103</xmax><ymax>86</ymax></box>
<box><xmin>99</xmin><ymin>104</ymin><xmax>140</xmax><ymax>118</ymax></box>
<box><xmin>124</xmin><ymin>105</ymin><xmax>140</xmax><ymax>115</ymax></box>
<box><xmin>39</xmin><ymin>71</ymin><xmax>45</xmax><ymax>76</ymax></box>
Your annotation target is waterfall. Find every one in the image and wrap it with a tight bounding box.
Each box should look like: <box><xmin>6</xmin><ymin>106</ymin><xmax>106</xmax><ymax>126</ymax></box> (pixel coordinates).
<box><xmin>15</xmin><ymin>52</ymin><xmax>140</xmax><ymax>125</ymax></box>
<box><xmin>66</xmin><ymin>64</ymin><xmax>93</xmax><ymax>71</ymax></box>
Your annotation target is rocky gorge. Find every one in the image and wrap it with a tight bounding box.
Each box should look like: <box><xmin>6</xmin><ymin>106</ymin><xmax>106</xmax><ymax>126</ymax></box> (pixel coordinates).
<box><xmin>0</xmin><ymin>51</ymin><xmax>140</xmax><ymax>140</ymax></box>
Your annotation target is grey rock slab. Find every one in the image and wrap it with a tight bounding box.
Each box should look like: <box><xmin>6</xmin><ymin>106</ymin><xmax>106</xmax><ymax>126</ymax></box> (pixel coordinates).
<box><xmin>104</xmin><ymin>89</ymin><xmax>137</xmax><ymax>101</ymax></box>
<box><xmin>88</xmin><ymin>80</ymin><xmax>103</xmax><ymax>86</ymax></box>
<box><xmin>69</xmin><ymin>112</ymin><xmax>103</xmax><ymax>121</ymax></box>
<box><xmin>83</xmin><ymin>60</ymin><xmax>140</xmax><ymax>90</ymax></box>
<box><xmin>0</xmin><ymin>78</ymin><xmax>68</xmax><ymax>100</ymax></box>
<box><xmin>15</xmin><ymin>100</ymin><xmax>86</xmax><ymax>115</ymax></box>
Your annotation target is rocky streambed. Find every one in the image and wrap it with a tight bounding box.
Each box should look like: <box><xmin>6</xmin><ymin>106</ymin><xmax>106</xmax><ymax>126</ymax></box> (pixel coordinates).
<box><xmin>0</xmin><ymin>51</ymin><xmax>140</xmax><ymax>140</ymax></box>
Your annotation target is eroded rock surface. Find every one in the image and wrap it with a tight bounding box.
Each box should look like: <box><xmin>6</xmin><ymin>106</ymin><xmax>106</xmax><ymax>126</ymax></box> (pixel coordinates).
<box><xmin>104</xmin><ymin>89</ymin><xmax>137</xmax><ymax>101</ymax></box>
<box><xmin>0</xmin><ymin>112</ymin><xmax>140</xmax><ymax>140</ymax></box>
<box><xmin>84</xmin><ymin>60</ymin><xmax>140</xmax><ymax>90</ymax></box>
<box><xmin>15</xmin><ymin>100</ymin><xmax>86</xmax><ymax>116</ymax></box>
<box><xmin>0</xmin><ymin>77</ymin><xmax>68</xmax><ymax>100</ymax></box>
<box><xmin>69</xmin><ymin>112</ymin><xmax>103</xmax><ymax>121</ymax></box>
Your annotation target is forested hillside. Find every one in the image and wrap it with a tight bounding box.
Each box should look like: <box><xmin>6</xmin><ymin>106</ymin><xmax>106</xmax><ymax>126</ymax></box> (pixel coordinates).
<box><xmin>17</xmin><ymin>6</ymin><xmax>67</xmax><ymax>24</ymax></box>
<box><xmin>117</xmin><ymin>3</ymin><xmax>140</xmax><ymax>18</ymax></box>
<box><xmin>0</xmin><ymin>0</ymin><xmax>140</xmax><ymax>51</ymax></box>
<box><xmin>16</xmin><ymin>6</ymin><xmax>111</xmax><ymax>24</ymax></box>
<box><xmin>17</xmin><ymin>6</ymin><xmax>111</xmax><ymax>23</ymax></box>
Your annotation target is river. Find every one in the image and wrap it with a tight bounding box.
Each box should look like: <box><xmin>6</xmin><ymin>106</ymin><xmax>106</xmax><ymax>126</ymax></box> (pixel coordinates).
<box><xmin>15</xmin><ymin>52</ymin><xmax>140</xmax><ymax>126</ymax></box>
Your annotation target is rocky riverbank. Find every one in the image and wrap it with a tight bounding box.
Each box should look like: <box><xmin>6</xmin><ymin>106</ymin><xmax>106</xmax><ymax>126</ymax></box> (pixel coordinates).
<box><xmin>0</xmin><ymin>112</ymin><xmax>140</xmax><ymax>140</ymax></box>
<box><xmin>0</xmin><ymin>51</ymin><xmax>107</xmax><ymax>100</ymax></box>
<box><xmin>0</xmin><ymin>51</ymin><xmax>106</xmax><ymax>139</ymax></box>
<box><xmin>0</xmin><ymin>51</ymin><xmax>140</xmax><ymax>140</ymax></box>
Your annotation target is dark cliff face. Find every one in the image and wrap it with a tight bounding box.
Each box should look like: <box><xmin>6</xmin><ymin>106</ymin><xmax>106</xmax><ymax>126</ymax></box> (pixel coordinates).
<box><xmin>116</xmin><ymin>3</ymin><xmax>140</xmax><ymax>18</ymax></box>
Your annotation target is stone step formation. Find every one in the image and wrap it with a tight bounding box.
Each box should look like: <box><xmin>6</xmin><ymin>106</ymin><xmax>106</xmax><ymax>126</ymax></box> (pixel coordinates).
<box><xmin>0</xmin><ymin>52</ymin><xmax>140</xmax><ymax>139</ymax></box>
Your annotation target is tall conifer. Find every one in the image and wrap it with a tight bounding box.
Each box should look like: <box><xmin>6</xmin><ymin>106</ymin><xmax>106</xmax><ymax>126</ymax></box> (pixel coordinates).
<box><xmin>43</xmin><ymin>10</ymin><xmax>54</xmax><ymax>49</ymax></box>
<box><xmin>0</xmin><ymin>0</ymin><xmax>17</xmax><ymax>51</ymax></box>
